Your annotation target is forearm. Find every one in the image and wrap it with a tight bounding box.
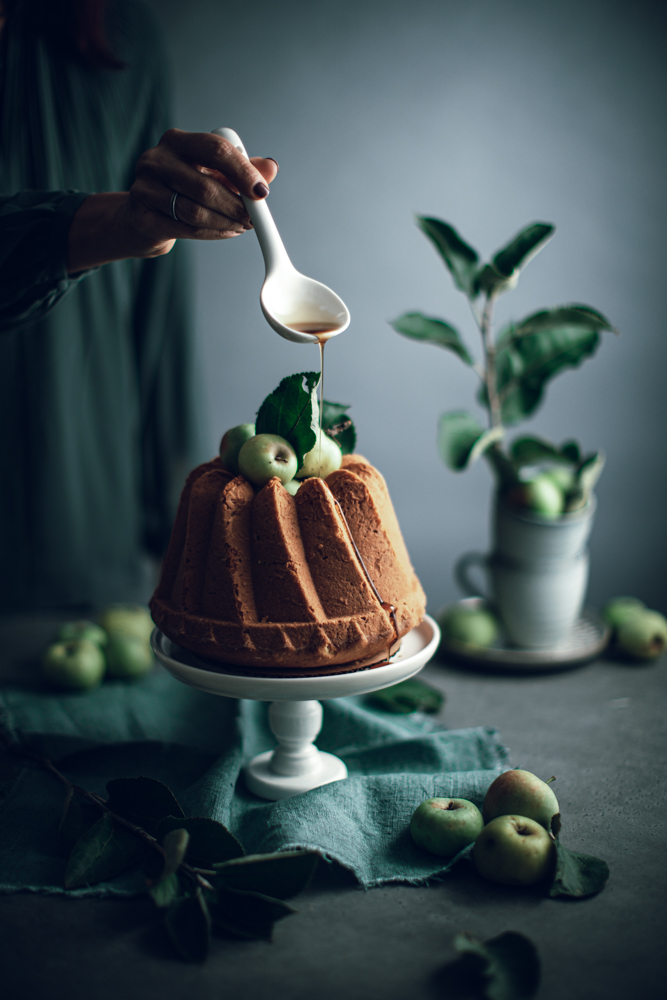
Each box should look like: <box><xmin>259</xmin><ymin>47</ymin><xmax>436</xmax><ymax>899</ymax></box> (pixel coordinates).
<box><xmin>67</xmin><ymin>193</ymin><xmax>174</xmax><ymax>274</ymax></box>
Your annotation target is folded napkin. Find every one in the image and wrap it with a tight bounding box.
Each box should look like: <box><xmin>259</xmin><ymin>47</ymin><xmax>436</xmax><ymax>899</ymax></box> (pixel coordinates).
<box><xmin>0</xmin><ymin>667</ymin><xmax>507</xmax><ymax>894</ymax></box>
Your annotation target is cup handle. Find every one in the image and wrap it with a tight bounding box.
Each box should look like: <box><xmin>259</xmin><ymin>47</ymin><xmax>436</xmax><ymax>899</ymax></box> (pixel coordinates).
<box><xmin>454</xmin><ymin>552</ymin><xmax>490</xmax><ymax>599</ymax></box>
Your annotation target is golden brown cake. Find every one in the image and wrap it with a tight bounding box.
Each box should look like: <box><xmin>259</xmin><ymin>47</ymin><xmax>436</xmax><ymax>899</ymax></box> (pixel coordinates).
<box><xmin>150</xmin><ymin>454</ymin><xmax>426</xmax><ymax>671</ymax></box>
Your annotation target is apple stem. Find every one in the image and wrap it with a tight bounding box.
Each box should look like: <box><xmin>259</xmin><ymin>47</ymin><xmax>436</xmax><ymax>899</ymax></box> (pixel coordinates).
<box><xmin>545</xmin><ymin>776</ymin><xmax>557</xmax><ymax>784</ymax></box>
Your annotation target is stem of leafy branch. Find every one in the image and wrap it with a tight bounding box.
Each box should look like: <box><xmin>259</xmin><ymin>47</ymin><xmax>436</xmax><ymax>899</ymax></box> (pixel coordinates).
<box><xmin>479</xmin><ymin>294</ymin><xmax>502</xmax><ymax>431</ymax></box>
<box><xmin>0</xmin><ymin>731</ymin><xmax>213</xmax><ymax>892</ymax></box>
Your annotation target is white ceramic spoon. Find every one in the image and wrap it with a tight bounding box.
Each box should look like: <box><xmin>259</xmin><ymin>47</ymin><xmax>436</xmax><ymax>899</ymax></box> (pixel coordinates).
<box><xmin>212</xmin><ymin>127</ymin><xmax>350</xmax><ymax>345</ymax></box>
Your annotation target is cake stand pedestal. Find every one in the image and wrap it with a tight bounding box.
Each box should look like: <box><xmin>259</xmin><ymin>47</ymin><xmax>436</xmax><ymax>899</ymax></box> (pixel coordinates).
<box><xmin>151</xmin><ymin>615</ymin><xmax>440</xmax><ymax>801</ymax></box>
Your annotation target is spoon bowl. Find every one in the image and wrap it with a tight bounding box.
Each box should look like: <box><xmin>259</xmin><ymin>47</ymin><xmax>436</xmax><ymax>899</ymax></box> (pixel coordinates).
<box><xmin>213</xmin><ymin>128</ymin><xmax>350</xmax><ymax>345</ymax></box>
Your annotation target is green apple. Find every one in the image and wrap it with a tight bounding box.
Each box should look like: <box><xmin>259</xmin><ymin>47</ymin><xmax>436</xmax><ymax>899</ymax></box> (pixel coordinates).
<box><xmin>98</xmin><ymin>604</ymin><xmax>154</xmax><ymax>643</ymax></box>
<box><xmin>219</xmin><ymin>423</ymin><xmax>256</xmax><ymax>474</ymax></box>
<box><xmin>543</xmin><ymin>466</ymin><xmax>575</xmax><ymax>493</ymax></box>
<box><xmin>43</xmin><ymin>639</ymin><xmax>106</xmax><ymax>691</ymax></box>
<box><xmin>439</xmin><ymin>605</ymin><xmax>499</xmax><ymax>647</ymax></box>
<box><xmin>506</xmin><ymin>474</ymin><xmax>564</xmax><ymax>519</ymax></box>
<box><xmin>295</xmin><ymin>431</ymin><xmax>342</xmax><ymax>480</ymax></box>
<box><xmin>616</xmin><ymin>609</ymin><xmax>667</xmax><ymax>661</ymax></box>
<box><xmin>238</xmin><ymin>434</ymin><xmax>298</xmax><ymax>487</ymax></box>
<box><xmin>472</xmin><ymin>815</ymin><xmax>556</xmax><ymax>886</ymax></box>
<box><xmin>483</xmin><ymin>769</ymin><xmax>559</xmax><ymax>829</ymax></box>
<box><xmin>283</xmin><ymin>479</ymin><xmax>301</xmax><ymax>496</ymax></box>
<box><xmin>410</xmin><ymin>798</ymin><xmax>484</xmax><ymax>857</ymax></box>
<box><xmin>603</xmin><ymin>596</ymin><xmax>646</xmax><ymax>631</ymax></box>
<box><xmin>56</xmin><ymin>620</ymin><xmax>108</xmax><ymax>647</ymax></box>
<box><xmin>105</xmin><ymin>634</ymin><xmax>154</xmax><ymax>679</ymax></box>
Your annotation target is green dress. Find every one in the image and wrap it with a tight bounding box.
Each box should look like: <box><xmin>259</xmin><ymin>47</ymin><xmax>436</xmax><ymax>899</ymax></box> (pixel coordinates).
<box><xmin>0</xmin><ymin>1</ymin><xmax>203</xmax><ymax>610</ymax></box>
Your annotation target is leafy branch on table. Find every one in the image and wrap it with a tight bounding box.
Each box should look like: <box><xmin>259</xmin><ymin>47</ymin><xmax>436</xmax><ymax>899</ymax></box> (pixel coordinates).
<box><xmin>0</xmin><ymin>731</ymin><xmax>319</xmax><ymax>963</ymax></box>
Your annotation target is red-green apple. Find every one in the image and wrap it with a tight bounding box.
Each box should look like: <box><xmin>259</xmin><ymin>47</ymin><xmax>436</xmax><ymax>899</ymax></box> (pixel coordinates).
<box><xmin>219</xmin><ymin>423</ymin><xmax>256</xmax><ymax>474</ymax></box>
<box><xmin>410</xmin><ymin>798</ymin><xmax>484</xmax><ymax>857</ymax></box>
<box><xmin>295</xmin><ymin>431</ymin><xmax>342</xmax><ymax>479</ymax></box>
<box><xmin>616</xmin><ymin>610</ymin><xmax>667</xmax><ymax>660</ymax></box>
<box><xmin>440</xmin><ymin>605</ymin><xmax>498</xmax><ymax>647</ymax></box>
<box><xmin>483</xmin><ymin>769</ymin><xmax>559</xmax><ymax>829</ymax></box>
<box><xmin>105</xmin><ymin>635</ymin><xmax>154</xmax><ymax>679</ymax></box>
<box><xmin>602</xmin><ymin>596</ymin><xmax>645</xmax><ymax>631</ymax></box>
<box><xmin>99</xmin><ymin>604</ymin><xmax>154</xmax><ymax>643</ymax></box>
<box><xmin>57</xmin><ymin>620</ymin><xmax>108</xmax><ymax>647</ymax></box>
<box><xmin>43</xmin><ymin>639</ymin><xmax>106</xmax><ymax>690</ymax></box>
<box><xmin>238</xmin><ymin>434</ymin><xmax>298</xmax><ymax>486</ymax></box>
<box><xmin>506</xmin><ymin>474</ymin><xmax>564</xmax><ymax>519</ymax></box>
<box><xmin>472</xmin><ymin>815</ymin><xmax>556</xmax><ymax>885</ymax></box>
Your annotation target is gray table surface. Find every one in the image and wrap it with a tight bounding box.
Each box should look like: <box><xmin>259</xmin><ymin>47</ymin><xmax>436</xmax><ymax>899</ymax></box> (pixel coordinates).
<box><xmin>0</xmin><ymin>613</ymin><xmax>665</xmax><ymax>1000</ymax></box>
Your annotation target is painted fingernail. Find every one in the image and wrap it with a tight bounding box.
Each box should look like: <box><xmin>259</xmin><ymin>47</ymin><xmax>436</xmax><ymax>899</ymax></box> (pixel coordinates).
<box><xmin>253</xmin><ymin>182</ymin><xmax>270</xmax><ymax>199</ymax></box>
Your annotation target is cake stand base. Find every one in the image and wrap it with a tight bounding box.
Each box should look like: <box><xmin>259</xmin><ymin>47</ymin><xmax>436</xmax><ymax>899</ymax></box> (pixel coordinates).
<box><xmin>151</xmin><ymin>615</ymin><xmax>440</xmax><ymax>801</ymax></box>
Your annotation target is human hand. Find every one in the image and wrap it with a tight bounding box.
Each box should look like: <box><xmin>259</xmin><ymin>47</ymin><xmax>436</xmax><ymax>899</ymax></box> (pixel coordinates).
<box><xmin>67</xmin><ymin>129</ymin><xmax>278</xmax><ymax>272</ymax></box>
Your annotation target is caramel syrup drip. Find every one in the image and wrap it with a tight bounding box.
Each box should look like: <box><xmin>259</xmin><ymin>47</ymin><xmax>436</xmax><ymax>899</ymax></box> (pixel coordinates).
<box><xmin>331</xmin><ymin>494</ymin><xmax>399</xmax><ymax>662</ymax></box>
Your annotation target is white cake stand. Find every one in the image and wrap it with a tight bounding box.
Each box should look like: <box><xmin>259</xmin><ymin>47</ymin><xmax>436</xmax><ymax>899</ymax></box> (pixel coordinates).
<box><xmin>151</xmin><ymin>615</ymin><xmax>440</xmax><ymax>801</ymax></box>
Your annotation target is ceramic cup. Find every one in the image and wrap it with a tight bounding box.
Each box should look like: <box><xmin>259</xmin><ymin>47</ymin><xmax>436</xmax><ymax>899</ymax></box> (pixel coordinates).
<box><xmin>455</xmin><ymin>497</ymin><xmax>597</xmax><ymax>648</ymax></box>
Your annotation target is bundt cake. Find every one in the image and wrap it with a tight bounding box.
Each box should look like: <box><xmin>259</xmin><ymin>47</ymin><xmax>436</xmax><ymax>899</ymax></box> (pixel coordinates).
<box><xmin>150</xmin><ymin>454</ymin><xmax>426</xmax><ymax>671</ymax></box>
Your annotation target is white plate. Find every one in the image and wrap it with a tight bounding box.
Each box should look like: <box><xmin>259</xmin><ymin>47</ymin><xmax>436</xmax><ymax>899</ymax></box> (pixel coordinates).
<box><xmin>437</xmin><ymin>598</ymin><xmax>610</xmax><ymax>670</ymax></box>
<box><xmin>151</xmin><ymin>614</ymin><xmax>441</xmax><ymax>701</ymax></box>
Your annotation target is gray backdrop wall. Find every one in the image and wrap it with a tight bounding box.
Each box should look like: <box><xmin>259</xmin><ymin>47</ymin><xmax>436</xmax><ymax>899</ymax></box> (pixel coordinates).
<box><xmin>144</xmin><ymin>0</ymin><xmax>667</xmax><ymax>615</ymax></box>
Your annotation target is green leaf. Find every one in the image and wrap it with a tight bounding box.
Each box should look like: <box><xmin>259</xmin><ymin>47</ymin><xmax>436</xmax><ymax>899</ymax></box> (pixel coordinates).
<box><xmin>495</xmin><ymin>322</ymin><xmax>602</xmax><ymax>425</ymax></box>
<box><xmin>549</xmin><ymin>840</ymin><xmax>610</xmax><ymax>898</ymax></box>
<box><xmin>165</xmin><ymin>889</ymin><xmax>211</xmax><ymax>962</ymax></box>
<box><xmin>365</xmin><ymin>677</ymin><xmax>444</xmax><ymax>714</ymax></box>
<box><xmin>64</xmin><ymin>814</ymin><xmax>145</xmax><ymax>889</ymax></box>
<box><xmin>213</xmin><ymin>850</ymin><xmax>319</xmax><ymax>900</ymax></box>
<box><xmin>59</xmin><ymin>789</ymin><xmax>99</xmax><ymax>851</ymax></box>
<box><xmin>390</xmin><ymin>312</ymin><xmax>474</xmax><ymax>365</ymax></box>
<box><xmin>560</xmin><ymin>440</ymin><xmax>581</xmax><ymax>464</ymax></box>
<box><xmin>474</xmin><ymin>263</ymin><xmax>520</xmax><ymax>299</ymax></box>
<box><xmin>156</xmin><ymin>816</ymin><xmax>245</xmax><ymax>868</ymax></box>
<box><xmin>321</xmin><ymin>400</ymin><xmax>356</xmax><ymax>455</ymax></box>
<box><xmin>510</xmin><ymin>304</ymin><xmax>617</xmax><ymax>339</ymax></box>
<box><xmin>441</xmin><ymin>931</ymin><xmax>540</xmax><ymax>1000</ymax></box>
<box><xmin>438</xmin><ymin>412</ymin><xmax>502</xmax><ymax>471</ymax></box>
<box><xmin>255</xmin><ymin>371</ymin><xmax>320</xmax><ymax>471</ymax></box>
<box><xmin>162</xmin><ymin>828</ymin><xmax>190</xmax><ymax>876</ymax></box>
<box><xmin>208</xmin><ymin>886</ymin><xmax>295</xmax><ymax>941</ymax></box>
<box><xmin>509</xmin><ymin>436</ymin><xmax>572</xmax><ymax>467</ymax></box>
<box><xmin>416</xmin><ymin>216</ymin><xmax>480</xmax><ymax>297</ymax></box>
<box><xmin>492</xmin><ymin>222</ymin><xmax>555</xmax><ymax>278</ymax></box>
<box><xmin>105</xmin><ymin>777</ymin><xmax>184</xmax><ymax>836</ymax></box>
<box><xmin>149</xmin><ymin>871</ymin><xmax>180</xmax><ymax>908</ymax></box>
<box><xmin>564</xmin><ymin>452</ymin><xmax>605</xmax><ymax>512</ymax></box>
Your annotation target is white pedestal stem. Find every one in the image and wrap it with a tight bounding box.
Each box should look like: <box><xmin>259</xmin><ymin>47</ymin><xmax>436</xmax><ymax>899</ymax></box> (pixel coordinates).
<box><xmin>244</xmin><ymin>699</ymin><xmax>348</xmax><ymax>801</ymax></box>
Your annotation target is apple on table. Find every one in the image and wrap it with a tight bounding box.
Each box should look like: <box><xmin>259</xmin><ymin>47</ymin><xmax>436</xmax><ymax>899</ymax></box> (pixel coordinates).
<box><xmin>410</xmin><ymin>798</ymin><xmax>484</xmax><ymax>857</ymax></box>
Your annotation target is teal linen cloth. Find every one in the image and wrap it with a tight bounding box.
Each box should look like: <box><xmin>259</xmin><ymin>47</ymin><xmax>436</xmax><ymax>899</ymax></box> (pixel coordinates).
<box><xmin>0</xmin><ymin>669</ymin><xmax>507</xmax><ymax>892</ymax></box>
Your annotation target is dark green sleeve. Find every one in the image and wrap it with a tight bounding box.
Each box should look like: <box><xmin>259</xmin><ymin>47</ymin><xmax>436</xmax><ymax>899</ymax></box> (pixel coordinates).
<box><xmin>0</xmin><ymin>189</ymin><xmax>92</xmax><ymax>332</ymax></box>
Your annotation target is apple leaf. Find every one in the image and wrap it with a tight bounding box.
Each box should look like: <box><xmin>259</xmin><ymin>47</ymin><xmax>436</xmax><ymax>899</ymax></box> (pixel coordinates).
<box><xmin>549</xmin><ymin>840</ymin><xmax>610</xmax><ymax>899</ymax></box>
<box><xmin>438</xmin><ymin>931</ymin><xmax>541</xmax><ymax>1000</ymax></box>
<box><xmin>391</xmin><ymin>312</ymin><xmax>474</xmax><ymax>365</ymax></box>
<box><xmin>509</xmin><ymin>436</ymin><xmax>576</xmax><ymax>468</ymax></box>
<box><xmin>416</xmin><ymin>216</ymin><xmax>480</xmax><ymax>297</ymax></box>
<box><xmin>493</xmin><ymin>315</ymin><xmax>604</xmax><ymax>425</ymax></box>
<box><xmin>59</xmin><ymin>788</ymin><xmax>99</xmax><ymax>851</ymax></box>
<box><xmin>105</xmin><ymin>777</ymin><xmax>184</xmax><ymax>836</ymax></box>
<box><xmin>64</xmin><ymin>813</ymin><xmax>145</xmax><ymax>889</ymax></box>
<box><xmin>208</xmin><ymin>886</ymin><xmax>296</xmax><ymax>941</ymax></box>
<box><xmin>255</xmin><ymin>371</ymin><xmax>320</xmax><ymax>471</ymax></box>
<box><xmin>156</xmin><ymin>816</ymin><xmax>245</xmax><ymax>868</ymax></box>
<box><xmin>149</xmin><ymin>871</ymin><xmax>180</xmax><ymax>908</ymax></box>
<box><xmin>321</xmin><ymin>399</ymin><xmax>356</xmax><ymax>455</ymax></box>
<box><xmin>564</xmin><ymin>452</ymin><xmax>605</xmax><ymax>512</ymax></box>
<box><xmin>165</xmin><ymin>888</ymin><xmax>211</xmax><ymax>962</ymax></box>
<box><xmin>492</xmin><ymin>222</ymin><xmax>555</xmax><ymax>278</ymax></box>
<box><xmin>438</xmin><ymin>412</ymin><xmax>503</xmax><ymax>471</ymax></box>
<box><xmin>213</xmin><ymin>850</ymin><xmax>319</xmax><ymax>900</ymax></box>
<box><xmin>366</xmin><ymin>677</ymin><xmax>444</xmax><ymax>714</ymax></box>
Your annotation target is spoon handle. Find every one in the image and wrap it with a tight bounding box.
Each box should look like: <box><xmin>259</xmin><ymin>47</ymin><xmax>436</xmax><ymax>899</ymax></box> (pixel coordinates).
<box><xmin>212</xmin><ymin>128</ymin><xmax>292</xmax><ymax>275</ymax></box>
